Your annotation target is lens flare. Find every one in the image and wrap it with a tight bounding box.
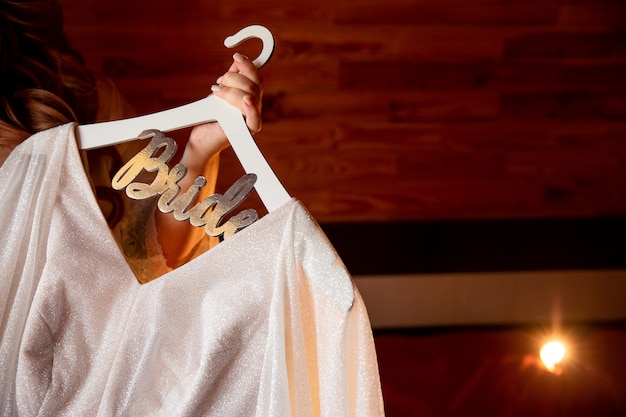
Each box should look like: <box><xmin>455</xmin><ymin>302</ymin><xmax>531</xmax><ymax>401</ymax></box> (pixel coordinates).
<box><xmin>540</xmin><ymin>340</ymin><xmax>566</xmax><ymax>372</ymax></box>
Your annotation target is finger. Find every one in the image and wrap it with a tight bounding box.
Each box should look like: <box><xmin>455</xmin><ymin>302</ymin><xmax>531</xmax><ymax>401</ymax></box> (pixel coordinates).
<box><xmin>228</xmin><ymin>53</ymin><xmax>262</xmax><ymax>85</ymax></box>
<box><xmin>242</xmin><ymin>94</ymin><xmax>262</xmax><ymax>133</ymax></box>
<box><xmin>216</xmin><ymin>71</ymin><xmax>261</xmax><ymax>99</ymax></box>
<box><xmin>212</xmin><ymin>83</ymin><xmax>260</xmax><ymax>110</ymax></box>
<box><xmin>210</xmin><ymin>86</ymin><xmax>262</xmax><ymax>133</ymax></box>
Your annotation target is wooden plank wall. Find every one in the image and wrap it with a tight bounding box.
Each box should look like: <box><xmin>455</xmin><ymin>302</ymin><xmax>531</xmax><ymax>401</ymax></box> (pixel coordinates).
<box><xmin>60</xmin><ymin>0</ymin><xmax>626</xmax><ymax>223</ymax></box>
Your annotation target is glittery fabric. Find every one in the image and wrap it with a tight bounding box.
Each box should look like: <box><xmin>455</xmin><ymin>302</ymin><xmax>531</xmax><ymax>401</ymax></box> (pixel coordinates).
<box><xmin>111</xmin><ymin>195</ymin><xmax>173</xmax><ymax>283</ymax></box>
<box><xmin>0</xmin><ymin>123</ymin><xmax>384</xmax><ymax>416</ymax></box>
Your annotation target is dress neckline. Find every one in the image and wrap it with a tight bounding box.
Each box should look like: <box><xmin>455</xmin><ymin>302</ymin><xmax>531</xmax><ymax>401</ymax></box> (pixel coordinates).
<box><xmin>69</xmin><ymin>123</ymin><xmax>294</xmax><ymax>287</ymax></box>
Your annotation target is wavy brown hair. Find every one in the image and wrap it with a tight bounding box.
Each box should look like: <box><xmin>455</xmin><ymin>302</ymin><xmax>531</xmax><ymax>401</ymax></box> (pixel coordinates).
<box><xmin>0</xmin><ymin>0</ymin><xmax>99</xmax><ymax>150</ymax></box>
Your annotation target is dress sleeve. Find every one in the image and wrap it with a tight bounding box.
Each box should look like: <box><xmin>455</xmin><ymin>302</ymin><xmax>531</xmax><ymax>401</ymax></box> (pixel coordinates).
<box><xmin>15</xmin><ymin>311</ymin><xmax>53</xmax><ymax>416</ymax></box>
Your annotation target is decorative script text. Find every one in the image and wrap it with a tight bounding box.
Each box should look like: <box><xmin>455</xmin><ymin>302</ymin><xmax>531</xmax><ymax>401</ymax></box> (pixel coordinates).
<box><xmin>111</xmin><ymin>129</ymin><xmax>258</xmax><ymax>239</ymax></box>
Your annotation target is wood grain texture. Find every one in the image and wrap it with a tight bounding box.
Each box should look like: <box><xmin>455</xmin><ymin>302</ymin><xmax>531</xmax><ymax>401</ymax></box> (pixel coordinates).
<box><xmin>60</xmin><ymin>0</ymin><xmax>626</xmax><ymax>222</ymax></box>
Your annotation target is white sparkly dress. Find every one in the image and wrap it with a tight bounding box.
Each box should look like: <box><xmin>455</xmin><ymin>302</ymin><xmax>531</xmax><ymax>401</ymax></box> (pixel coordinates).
<box><xmin>0</xmin><ymin>123</ymin><xmax>384</xmax><ymax>416</ymax></box>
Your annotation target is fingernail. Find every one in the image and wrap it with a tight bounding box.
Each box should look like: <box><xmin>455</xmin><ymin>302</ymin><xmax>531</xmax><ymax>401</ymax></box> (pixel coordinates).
<box><xmin>233</xmin><ymin>52</ymin><xmax>248</xmax><ymax>62</ymax></box>
<box><xmin>243</xmin><ymin>95</ymin><xmax>254</xmax><ymax>106</ymax></box>
<box><xmin>216</xmin><ymin>76</ymin><xmax>223</xmax><ymax>85</ymax></box>
<box><xmin>211</xmin><ymin>84</ymin><xmax>222</xmax><ymax>92</ymax></box>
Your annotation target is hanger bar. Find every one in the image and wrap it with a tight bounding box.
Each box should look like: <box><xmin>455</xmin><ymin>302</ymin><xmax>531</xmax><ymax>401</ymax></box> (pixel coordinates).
<box><xmin>76</xmin><ymin>96</ymin><xmax>216</xmax><ymax>150</ymax></box>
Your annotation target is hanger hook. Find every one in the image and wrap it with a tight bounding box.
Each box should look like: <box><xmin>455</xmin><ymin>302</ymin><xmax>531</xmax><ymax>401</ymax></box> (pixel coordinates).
<box><xmin>224</xmin><ymin>25</ymin><xmax>275</xmax><ymax>69</ymax></box>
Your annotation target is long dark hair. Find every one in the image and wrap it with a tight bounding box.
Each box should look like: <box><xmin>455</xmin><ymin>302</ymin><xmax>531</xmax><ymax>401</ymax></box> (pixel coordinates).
<box><xmin>0</xmin><ymin>0</ymin><xmax>99</xmax><ymax>150</ymax></box>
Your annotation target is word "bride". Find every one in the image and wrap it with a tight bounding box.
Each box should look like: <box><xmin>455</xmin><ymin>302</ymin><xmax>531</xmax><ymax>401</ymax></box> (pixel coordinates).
<box><xmin>111</xmin><ymin>129</ymin><xmax>258</xmax><ymax>239</ymax></box>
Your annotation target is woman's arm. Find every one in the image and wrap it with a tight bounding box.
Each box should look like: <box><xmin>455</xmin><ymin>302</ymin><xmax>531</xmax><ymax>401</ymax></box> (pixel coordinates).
<box><xmin>155</xmin><ymin>52</ymin><xmax>263</xmax><ymax>268</ymax></box>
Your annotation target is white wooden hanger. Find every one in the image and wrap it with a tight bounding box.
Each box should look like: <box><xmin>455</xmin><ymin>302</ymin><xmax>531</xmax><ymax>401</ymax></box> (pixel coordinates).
<box><xmin>75</xmin><ymin>25</ymin><xmax>291</xmax><ymax>212</ymax></box>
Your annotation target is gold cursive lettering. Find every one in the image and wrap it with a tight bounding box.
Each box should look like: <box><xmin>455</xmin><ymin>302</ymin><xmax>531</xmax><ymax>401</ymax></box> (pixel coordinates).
<box><xmin>111</xmin><ymin>129</ymin><xmax>258</xmax><ymax>240</ymax></box>
<box><xmin>111</xmin><ymin>129</ymin><xmax>183</xmax><ymax>199</ymax></box>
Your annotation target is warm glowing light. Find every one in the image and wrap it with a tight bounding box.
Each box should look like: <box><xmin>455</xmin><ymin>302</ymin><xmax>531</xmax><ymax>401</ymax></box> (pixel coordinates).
<box><xmin>540</xmin><ymin>340</ymin><xmax>566</xmax><ymax>372</ymax></box>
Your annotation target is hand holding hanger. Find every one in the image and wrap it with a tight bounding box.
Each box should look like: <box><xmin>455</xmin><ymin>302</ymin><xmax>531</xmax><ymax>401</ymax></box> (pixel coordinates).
<box><xmin>182</xmin><ymin>51</ymin><xmax>263</xmax><ymax>176</ymax></box>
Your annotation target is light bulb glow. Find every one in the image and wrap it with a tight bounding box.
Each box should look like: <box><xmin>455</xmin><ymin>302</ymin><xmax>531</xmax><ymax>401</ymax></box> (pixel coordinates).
<box><xmin>540</xmin><ymin>340</ymin><xmax>566</xmax><ymax>372</ymax></box>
